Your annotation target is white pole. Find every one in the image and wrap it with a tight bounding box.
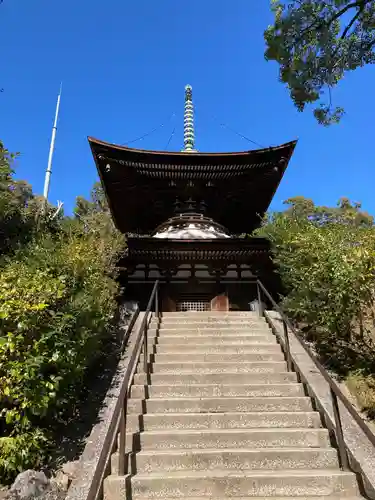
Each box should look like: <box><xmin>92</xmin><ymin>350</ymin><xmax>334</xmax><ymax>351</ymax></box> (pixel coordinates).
<box><xmin>43</xmin><ymin>83</ymin><xmax>62</xmax><ymax>202</ymax></box>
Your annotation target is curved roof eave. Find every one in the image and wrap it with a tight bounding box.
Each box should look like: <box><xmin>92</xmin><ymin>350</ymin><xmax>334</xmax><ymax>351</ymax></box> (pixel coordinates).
<box><xmin>88</xmin><ymin>136</ymin><xmax>298</xmax><ymax>159</ymax></box>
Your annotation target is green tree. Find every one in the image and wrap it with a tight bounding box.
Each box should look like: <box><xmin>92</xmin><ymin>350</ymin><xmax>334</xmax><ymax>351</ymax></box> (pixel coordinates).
<box><xmin>0</xmin><ymin>139</ymin><xmax>124</xmax><ymax>481</ymax></box>
<box><xmin>0</xmin><ymin>142</ymin><xmax>34</xmax><ymax>254</ymax></box>
<box><xmin>283</xmin><ymin>196</ymin><xmax>374</xmax><ymax>226</ymax></box>
<box><xmin>74</xmin><ymin>181</ymin><xmax>109</xmax><ymax>218</ymax></box>
<box><xmin>265</xmin><ymin>0</ymin><xmax>375</xmax><ymax>125</ymax></box>
<box><xmin>0</xmin><ymin>141</ymin><xmax>62</xmax><ymax>256</ymax></box>
<box><xmin>256</xmin><ymin>197</ymin><xmax>375</xmax><ymax>376</ymax></box>
<box><xmin>0</xmin><ymin>197</ymin><xmax>123</xmax><ymax>482</ymax></box>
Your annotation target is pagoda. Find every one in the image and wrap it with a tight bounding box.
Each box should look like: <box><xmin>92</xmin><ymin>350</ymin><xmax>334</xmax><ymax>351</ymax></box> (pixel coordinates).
<box><xmin>89</xmin><ymin>85</ymin><xmax>297</xmax><ymax>311</ymax></box>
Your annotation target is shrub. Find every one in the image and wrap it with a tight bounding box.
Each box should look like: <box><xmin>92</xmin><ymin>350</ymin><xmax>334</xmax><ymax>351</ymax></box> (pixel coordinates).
<box><xmin>257</xmin><ymin>197</ymin><xmax>375</xmax><ymax>412</ymax></box>
<box><xmin>0</xmin><ymin>213</ymin><xmax>123</xmax><ymax>482</ymax></box>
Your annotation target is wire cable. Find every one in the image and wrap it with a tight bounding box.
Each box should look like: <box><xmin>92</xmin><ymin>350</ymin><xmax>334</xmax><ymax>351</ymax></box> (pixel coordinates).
<box><xmin>194</xmin><ymin>97</ymin><xmax>265</xmax><ymax>149</ymax></box>
<box><xmin>211</xmin><ymin>114</ymin><xmax>265</xmax><ymax>148</ymax></box>
<box><xmin>164</xmin><ymin>126</ymin><xmax>176</xmax><ymax>151</ymax></box>
<box><xmin>121</xmin><ymin>113</ymin><xmax>175</xmax><ymax>146</ymax></box>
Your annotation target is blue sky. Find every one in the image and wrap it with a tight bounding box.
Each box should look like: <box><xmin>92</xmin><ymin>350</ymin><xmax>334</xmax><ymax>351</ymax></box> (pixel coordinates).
<box><xmin>1</xmin><ymin>0</ymin><xmax>374</xmax><ymax>215</ymax></box>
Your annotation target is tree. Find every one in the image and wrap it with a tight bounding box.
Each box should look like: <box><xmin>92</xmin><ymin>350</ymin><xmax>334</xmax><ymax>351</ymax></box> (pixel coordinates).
<box><xmin>0</xmin><ymin>177</ymin><xmax>123</xmax><ymax>482</ymax></box>
<box><xmin>283</xmin><ymin>196</ymin><xmax>374</xmax><ymax>226</ymax></box>
<box><xmin>264</xmin><ymin>0</ymin><xmax>375</xmax><ymax>125</ymax></box>
<box><xmin>0</xmin><ymin>142</ymin><xmax>61</xmax><ymax>256</ymax></box>
<box><xmin>256</xmin><ymin>197</ymin><xmax>375</xmax><ymax>378</ymax></box>
<box><xmin>74</xmin><ymin>182</ymin><xmax>109</xmax><ymax>218</ymax></box>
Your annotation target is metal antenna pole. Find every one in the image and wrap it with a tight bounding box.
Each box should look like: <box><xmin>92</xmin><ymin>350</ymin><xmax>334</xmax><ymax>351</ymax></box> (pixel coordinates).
<box><xmin>43</xmin><ymin>83</ymin><xmax>62</xmax><ymax>203</ymax></box>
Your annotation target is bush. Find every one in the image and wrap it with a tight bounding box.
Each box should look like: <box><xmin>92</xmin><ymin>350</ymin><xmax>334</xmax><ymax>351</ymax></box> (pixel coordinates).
<box><xmin>0</xmin><ymin>148</ymin><xmax>124</xmax><ymax>481</ymax></box>
<box><xmin>0</xmin><ymin>141</ymin><xmax>62</xmax><ymax>258</ymax></box>
<box><xmin>0</xmin><ymin>226</ymin><xmax>123</xmax><ymax>480</ymax></box>
<box><xmin>259</xmin><ymin>213</ymin><xmax>375</xmax><ymax>340</ymax></box>
<box><xmin>257</xmin><ymin>197</ymin><xmax>375</xmax><ymax>414</ymax></box>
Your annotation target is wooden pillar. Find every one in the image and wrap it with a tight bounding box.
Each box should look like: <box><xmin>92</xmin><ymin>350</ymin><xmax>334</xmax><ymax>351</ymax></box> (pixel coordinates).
<box><xmin>211</xmin><ymin>294</ymin><xmax>229</xmax><ymax>311</ymax></box>
<box><xmin>162</xmin><ymin>294</ymin><xmax>176</xmax><ymax>312</ymax></box>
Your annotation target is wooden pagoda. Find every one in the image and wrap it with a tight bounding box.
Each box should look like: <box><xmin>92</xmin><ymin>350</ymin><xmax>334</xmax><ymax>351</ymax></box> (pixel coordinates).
<box><xmin>89</xmin><ymin>85</ymin><xmax>297</xmax><ymax>311</ymax></box>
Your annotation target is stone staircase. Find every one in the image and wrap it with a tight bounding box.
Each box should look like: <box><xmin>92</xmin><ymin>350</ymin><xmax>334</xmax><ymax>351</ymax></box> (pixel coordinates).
<box><xmin>104</xmin><ymin>311</ymin><xmax>365</xmax><ymax>499</ymax></box>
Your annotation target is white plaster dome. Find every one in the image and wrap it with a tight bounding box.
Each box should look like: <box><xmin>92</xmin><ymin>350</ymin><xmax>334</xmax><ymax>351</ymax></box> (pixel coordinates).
<box><xmin>153</xmin><ymin>213</ymin><xmax>231</xmax><ymax>240</ymax></box>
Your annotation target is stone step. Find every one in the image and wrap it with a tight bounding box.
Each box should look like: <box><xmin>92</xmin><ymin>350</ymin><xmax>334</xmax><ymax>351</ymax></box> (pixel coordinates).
<box><xmin>121</xmin><ymin>447</ymin><xmax>339</xmax><ymax>473</ymax></box>
<box><xmin>127</xmin><ymin>397</ymin><xmax>313</xmax><ymax>414</ymax></box>
<box><xmin>151</xmin><ymin>327</ymin><xmax>273</xmax><ymax>335</ymax></box>
<box><xmin>133</xmin><ymin>372</ymin><xmax>298</xmax><ymax>385</ymax></box>
<box><xmin>126</xmin><ymin>428</ymin><xmax>330</xmax><ymax>451</ymax></box>
<box><xmin>105</xmin><ymin>470</ymin><xmax>360</xmax><ymax>498</ymax></box>
<box><xmin>156</xmin><ymin>318</ymin><xmax>266</xmax><ymax>324</ymax></box>
<box><xmin>145</xmin><ymin>361</ymin><xmax>287</xmax><ymax>374</ymax></box>
<box><xmin>130</xmin><ymin>383</ymin><xmax>305</xmax><ymax>399</ymax></box>
<box><xmin>117</xmin><ymin>497</ymin><xmax>363</xmax><ymax>500</ymax></box>
<box><xmin>156</xmin><ymin>323</ymin><xmax>267</xmax><ymax>330</ymax></box>
<box><xmin>154</xmin><ymin>344</ymin><xmax>282</xmax><ymax>354</ymax></box>
<box><xmin>159</xmin><ymin>313</ymin><xmax>264</xmax><ymax>319</ymax></box>
<box><xmin>152</xmin><ymin>352</ymin><xmax>285</xmax><ymax>363</ymax></box>
<box><xmin>126</xmin><ymin>411</ymin><xmax>322</xmax><ymax>432</ymax></box>
<box><xmin>157</xmin><ymin>326</ymin><xmax>268</xmax><ymax>332</ymax></box>
<box><xmin>160</xmin><ymin>312</ymin><xmax>260</xmax><ymax>318</ymax></box>
<box><xmin>154</xmin><ymin>336</ymin><xmax>277</xmax><ymax>345</ymax></box>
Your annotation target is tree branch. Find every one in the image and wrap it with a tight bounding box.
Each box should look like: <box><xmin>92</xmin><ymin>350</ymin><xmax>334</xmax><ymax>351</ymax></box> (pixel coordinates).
<box><xmin>340</xmin><ymin>4</ymin><xmax>365</xmax><ymax>40</ymax></box>
<box><xmin>295</xmin><ymin>0</ymin><xmax>372</xmax><ymax>44</ymax></box>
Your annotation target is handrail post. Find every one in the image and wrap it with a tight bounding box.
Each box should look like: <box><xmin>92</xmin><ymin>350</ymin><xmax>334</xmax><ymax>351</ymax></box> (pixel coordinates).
<box><xmin>155</xmin><ymin>285</ymin><xmax>159</xmax><ymax>319</ymax></box>
<box><xmin>283</xmin><ymin>319</ymin><xmax>293</xmax><ymax>372</ymax></box>
<box><xmin>143</xmin><ymin>320</ymin><xmax>148</xmax><ymax>374</ymax></box>
<box><xmin>118</xmin><ymin>398</ymin><xmax>127</xmax><ymax>475</ymax></box>
<box><xmin>330</xmin><ymin>388</ymin><xmax>349</xmax><ymax>470</ymax></box>
<box><xmin>256</xmin><ymin>280</ymin><xmax>263</xmax><ymax>317</ymax></box>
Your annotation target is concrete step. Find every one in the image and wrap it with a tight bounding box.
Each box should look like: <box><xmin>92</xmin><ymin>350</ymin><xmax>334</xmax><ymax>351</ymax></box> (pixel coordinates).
<box><xmin>151</xmin><ymin>327</ymin><xmax>272</xmax><ymax>335</ymax></box>
<box><xmin>126</xmin><ymin>411</ymin><xmax>322</xmax><ymax>432</ymax></box>
<box><xmin>152</xmin><ymin>352</ymin><xmax>285</xmax><ymax>363</ymax></box>
<box><xmin>113</xmin><ymin>497</ymin><xmax>363</xmax><ymax>500</ymax></box>
<box><xmin>126</xmin><ymin>428</ymin><xmax>330</xmax><ymax>451</ymax></box>
<box><xmin>154</xmin><ymin>344</ymin><xmax>282</xmax><ymax>354</ymax></box>
<box><xmin>156</xmin><ymin>319</ymin><xmax>266</xmax><ymax>326</ymax></box>
<box><xmin>160</xmin><ymin>312</ymin><xmax>260</xmax><ymax>318</ymax></box>
<box><xmin>133</xmin><ymin>372</ymin><xmax>298</xmax><ymax>385</ymax></box>
<box><xmin>155</xmin><ymin>336</ymin><xmax>277</xmax><ymax>345</ymax></box>
<box><xmin>157</xmin><ymin>325</ymin><xmax>268</xmax><ymax>332</ymax></box>
<box><xmin>158</xmin><ymin>316</ymin><xmax>265</xmax><ymax>322</ymax></box>
<box><xmin>123</xmin><ymin>448</ymin><xmax>339</xmax><ymax>473</ymax></box>
<box><xmin>156</xmin><ymin>324</ymin><xmax>268</xmax><ymax>331</ymax></box>
<box><xmin>127</xmin><ymin>397</ymin><xmax>313</xmax><ymax>414</ymax></box>
<box><xmin>113</xmin><ymin>470</ymin><xmax>360</xmax><ymax>498</ymax></box>
<box><xmin>145</xmin><ymin>361</ymin><xmax>287</xmax><ymax>374</ymax></box>
<box><xmin>130</xmin><ymin>383</ymin><xmax>305</xmax><ymax>399</ymax></box>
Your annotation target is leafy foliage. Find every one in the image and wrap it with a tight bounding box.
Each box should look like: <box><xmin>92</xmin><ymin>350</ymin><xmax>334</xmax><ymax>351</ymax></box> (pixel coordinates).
<box><xmin>257</xmin><ymin>196</ymin><xmax>375</xmax><ymax>380</ymax></box>
<box><xmin>0</xmin><ymin>142</ymin><xmax>61</xmax><ymax>257</ymax></box>
<box><xmin>282</xmin><ymin>195</ymin><xmax>374</xmax><ymax>226</ymax></box>
<box><xmin>0</xmin><ymin>142</ymin><xmax>124</xmax><ymax>482</ymax></box>
<box><xmin>265</xmin><ymin>0</ymin><xmax>375</xmax><ymax>124</ymax></box>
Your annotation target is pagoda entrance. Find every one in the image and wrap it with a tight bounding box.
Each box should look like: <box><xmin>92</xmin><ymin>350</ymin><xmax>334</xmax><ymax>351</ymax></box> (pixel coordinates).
<box><xmin>176</xmin><ymin>301</ymin><xmax>210</xmax><ymax>312</ymax></box>
<box><xmin>118</xmin><ymin>236</ymin><xmax>279</xmax><ymax>313</ymax></box>
<box><xmin>161</xmin><ymin>283</ymin><xmax>230</xmax><ymax>312</ymax></box>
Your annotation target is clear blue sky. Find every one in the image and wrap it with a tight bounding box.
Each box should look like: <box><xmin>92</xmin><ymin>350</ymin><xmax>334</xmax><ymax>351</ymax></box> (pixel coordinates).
<box><xmin>1</xmin><ymin>0</ymin><xmax>374</xmax><ymax>215</ymax></box>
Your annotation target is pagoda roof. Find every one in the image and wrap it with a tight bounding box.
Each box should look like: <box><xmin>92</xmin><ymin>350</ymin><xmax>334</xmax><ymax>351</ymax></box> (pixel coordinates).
<box><xmin>120</xmin><ymin>237</ymin><xmax>272</xmax><ymax>265</ymax></box>
<box><xmin>88</xmin><ymin>137</ymin><xmax>297</xmax><ymax>234</ymax></box>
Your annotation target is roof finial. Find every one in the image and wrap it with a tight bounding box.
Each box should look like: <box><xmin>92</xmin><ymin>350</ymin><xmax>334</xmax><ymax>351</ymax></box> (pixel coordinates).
<box><xmin>182</xmin><ymin>84</ymin><xmax>197</xmax><ymax>153</ymax></box>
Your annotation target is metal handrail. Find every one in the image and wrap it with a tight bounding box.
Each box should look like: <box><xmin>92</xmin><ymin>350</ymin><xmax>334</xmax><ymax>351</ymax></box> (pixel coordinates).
<box><xmin>117</xmin><ymin>280</ymin><xmax>159</xmax><ymax>475</ymax></box>
<box><xmin>84</xmin><ymin>280</ymin><xmax>160</xmax><ymax>500</ymax></box>
<box><xmin>256</xmin><ymin>278</ymin><xmax>375</xmax><ymax>470</ymax></box>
